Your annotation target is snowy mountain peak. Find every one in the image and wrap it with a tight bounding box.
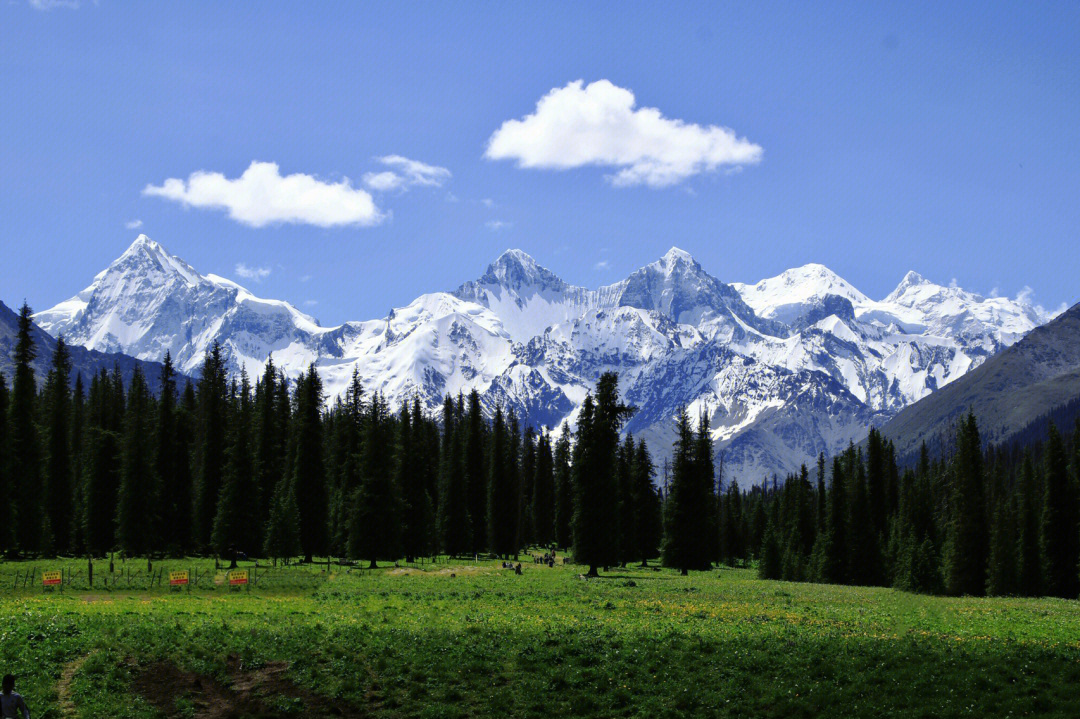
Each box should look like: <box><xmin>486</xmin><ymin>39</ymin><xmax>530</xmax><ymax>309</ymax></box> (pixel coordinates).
<box><xmin>480</xmin><ymin>249</ymin><xmax>563</xmax><ymax>292</ymax></box>
<box><xmin>35</xmin><ymin>235</ymin><xmax>1055</xmax><ymax>485</ymax></box>
<box><xmin>660</xmin><ymin>246</ymin><xmax>696</xmax><ymax>265</ymax></box>
<box><xmin>732</xmin><ymin>263</ymin><xmax>869</xmax><ymax>324</ymax></box>
<box><xmin>886</xmin><ymin>270</ymin><xmax>931</xmax><ymax>302</ymax></box>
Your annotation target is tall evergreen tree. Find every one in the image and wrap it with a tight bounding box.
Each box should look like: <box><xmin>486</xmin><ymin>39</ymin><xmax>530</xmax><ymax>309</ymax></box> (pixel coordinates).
<box><xmin>552</xmin><ymin>426</ymin><xmax>573</xmax><ymax>550</ymax></box>
<box><xmin>9</xmin><ymin>303</ymin><xmax>42</xmax><ymax>555</ymax></box>
<box><xmin>661</xmin><ymin>409</ymin><xmax>713</xmax><ymax>574</ymax></box>
<box><xmin>944</xmin><ymin>414</ymin><xmax>988</xmax><ymax>596</ymax></box>
<box><xmin>349</xmin><ymin>392</ymin><xmax>400</xmax><ymax>567</ymax></box>
<box><xmin>531</xmin><ymin>433</ymin><xmax>555</xmax><ymax>548</ymax></box>
<box><xmin>487</xmin><ymin>405</ymin><xmax>518</xmax><ymax>558</ymax></box>
<box><xmin>212</xmin><ymin>370</ymin><xmax>259</xmax><ymax>559</ymax></box>
<box><xmin>0</xmin><ymin>374</ymin><xmax>12</xmax><ymax>555</ymax></box>
<box><xmin>631</xmin><ymin>439</ymin><xmax>662</xmax><ymax>565</ymax></box>
<box><xmin>1016</xmin><ymin>451</ymin><xmax>1042</xmax><ymax>595</ymax></box>
<box><xmin>1040</xmin><ymin>423</ymin><xmax>1078</xmax><ymax>598</ymax></box>
<box><xmin>193</xmin><ymin>343</ymin><xmax>228</xmax><ymax>551</ymax></box>
<box><xmin>437</xmin><ymin>394</ymin><xmax>470</xmax><ymax>556</ymax></box>
<box><xmin>572</xmin><ymin>373</ymin><xmax>633</xmax><ymax>576</ymax></box>
<box><xmin>463</xmin><ymin>390</ymin><xmax>487</xmax><ymax>554</ymax></box>
<box><xmin>82</xmin><ymin>369</ymin><xmax>122</xmax><ymax>556</ymax></box>
<box><xmin>116</xmin><ymin>367</ymin><xmax>155</xmax><ymax>556</ymax></box>
<box><xmin>42</xmin><ymin>336</ymin><xmax>73</xmax><ymax>554</ymax></box>
<box><xmin>290</xmin><ymin>364</ymin><xmax>329</xmax><ymax>562</ymax></box>
<box><xmin>397</xmin><ymin>399</ymin><xmax>433</xmax><ymax>562</ymax></box>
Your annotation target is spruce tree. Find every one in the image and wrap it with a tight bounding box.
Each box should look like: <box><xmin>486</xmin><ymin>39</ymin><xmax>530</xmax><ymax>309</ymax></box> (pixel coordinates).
<box><xmin>10</xmin><ymin>303</ymin><xmax>42</xmax><ymax>555</ymax></box>
<box><xmin>437</xmin><ymin>394</ymin><xmax>470</xmax><ymax>556</ymax></box>
<box><xmin>212</xmin><ymin>370</ymin><xmax>258</xmax><ymax>559</ymax></box>
<box><xmin>463</xmin><ymin>390</ymin><xmax>487</xmax><ymax>554</ymax></box>
<box><xmin>631</xmin><ymin>438</ymin><xmax>661</xmax><ymax>565</ymax></box>
<box><xmin>82</xmin><ymin>369</ymin><xmax>122</xmax><ymax>556</ymax></box>
<box><xmin>1016</xmin><ymin>451</ymin><xmax>1042</xmax><ymax>595</ymax></box>
<box><xmin>943</xmin><ymin>414</ymin><xmax>988</xmax><ymax>596</ymax></box>
<box><xmin>116</xmin><ymin>367</ymin><xmax>155</xmax><ymax>556</ymax></box>
<box><xmin>552</xmin><ymin>427</ymin><xmax>573</xmax><ymax>550</ymax></box>
<box><xmin>531</xmin><ymin>433</ymin><xmax>555</xmax><ymax>548</ymax></box>
<box><xmin>193</xmin><ymin>343</ymin><xmax>228</xmax><ymax>552</ymax></box>
<box><xmin>1040</xmin><ymin>423</ymin><xmax>1078</xmax><ymax>598</ymax></box>
<box><xmin>154</xmin><ymin>353</ymin><xmax>184</xmax><ymax>554</ymax></box>
<box><xmin>571</xmin><ymin>373</ymin><xmax>633</xmax><ymax>576</ymax></box>
<box><xmin>349</xmin><ymin>392</ymin><xmax>400</xmax><ymax>567</ymax></box>
<box><xmin>487</xmin><ymin>405</ymin><xmax>517</xmax><ymax>557</ymax></box>
<box><xmin>290</xmin><ymin>364</ymin><xmax>329</xmax><ymax>562</ymax></box>
<box><xmin>661</xmin><ymin>408</ymin><xmax>713</xmax><ymax>574</ymax></box>
<box><xmin>0</xmin><ymin>374</ymin><xmax>12</xmax><ymax>555</ymax></box>
<box><xmin>397</xmin><ymin>399</ymin><xmax>433</xmax><ymax>562</ymax></box>
<box><xmin>986</xmin><ymin>492</ymin><xmax>1018</xmax><ymax>596</ymax></box>
<box><xmin>42</xmin><ymin>336</ymin><xmax>73</xmax><ymax>554</ymax></box>
<box><xmin>263</xmin><ymin>478</ymin><xmax>301</xmax><ymax>563</ymax></box>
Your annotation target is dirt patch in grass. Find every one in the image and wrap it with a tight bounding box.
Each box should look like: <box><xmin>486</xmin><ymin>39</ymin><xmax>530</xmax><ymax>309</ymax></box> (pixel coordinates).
<box><xmin>57</xmin><ymin>653</ymin><xmax>92</xmax><ymax>718</ymax></box>
<box><xmin>130</xmin><ymin>655</ymin><xmax>366</xmax><ymax>718</ymax></box>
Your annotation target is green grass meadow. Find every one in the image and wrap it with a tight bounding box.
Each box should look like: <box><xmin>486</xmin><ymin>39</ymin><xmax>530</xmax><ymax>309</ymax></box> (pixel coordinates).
<box><xmin>1</xmin><ymin>557</ymin><xmax>1079</xmax><ymax>717</ymax></box>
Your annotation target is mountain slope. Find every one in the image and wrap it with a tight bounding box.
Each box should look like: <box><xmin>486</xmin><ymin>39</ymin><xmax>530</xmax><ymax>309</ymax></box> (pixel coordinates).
<box><xmin>1</xmin><ymin>300</ymin><xmax>192</xmax><ymax>393</ymax></box>
<box><xmin>879</xmin><ymin>302</ymin><xmax>1080</xmax><ymax>461</ymax></box>
<box><xmin>35</xmin><ymin>235</ymin><xmax>1057</xmax><ymax>482</ymax></box>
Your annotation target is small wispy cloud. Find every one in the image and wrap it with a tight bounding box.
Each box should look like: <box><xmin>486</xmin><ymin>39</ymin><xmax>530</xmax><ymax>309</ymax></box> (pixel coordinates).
<box><xmin>29</xmin><ymin>0</ymin><xmax>81</xmax><ymax>9</ymax></box>
<box><xmin>363</xmin><ymin>155</ymin><xmax>451</xmax><ymax>193</ymax></box>
<box><xmin>299</xmin><ymin>274</ymin><xmax>312</xmax><ymax>283</ymax></box>
<box><xmin>235</xmin><ymin>263</ymin><xmax>271</xmax><ymax>282</ymax></box>
<box><xmin>125</xmin><ymin>219</ymin><xmax>143</xmax><ymax>230</ymax></box>
<box><xmin>594</xmin><ymin>260</ymin><xmax>610</xmax><ymax>271</ymax></box>
<box><xmin>481</xmin><ymin>198</ymin><xmax>495</xmax><ymax>208</ymax></box>
<box><xmin>486</xmin><ymin>220</ymin><xmax>512</xmax><ymax>231</ymax></box>
<box><xmin>303</xmin><ymin>299</ymin><xmax>318</xmax><ymax>307</ymax></box>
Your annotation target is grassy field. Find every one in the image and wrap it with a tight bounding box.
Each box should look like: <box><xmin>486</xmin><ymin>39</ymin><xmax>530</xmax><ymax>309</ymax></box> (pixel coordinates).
<box><xmin>1</xmin><ymin>557</ymin><xmax>1079</xmax><ymax>718</ymax></box>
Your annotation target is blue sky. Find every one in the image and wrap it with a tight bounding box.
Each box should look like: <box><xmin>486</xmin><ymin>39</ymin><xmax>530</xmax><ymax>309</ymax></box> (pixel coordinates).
<box><xmin>2</xmin><ymin>1</ymin><xmax>1078</xmax><ymax>325</ymax></box>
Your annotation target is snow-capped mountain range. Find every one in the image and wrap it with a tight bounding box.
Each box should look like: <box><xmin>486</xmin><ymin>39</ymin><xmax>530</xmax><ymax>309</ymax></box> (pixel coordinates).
<box><xmin>35</xmin><ymin>235</ymin><xmax>1055</xmax><ymax>482</ymax></box>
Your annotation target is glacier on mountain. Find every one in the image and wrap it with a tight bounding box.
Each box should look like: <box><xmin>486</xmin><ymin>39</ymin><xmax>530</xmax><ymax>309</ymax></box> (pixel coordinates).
<box><xmin>36</xmin><ymin>235</ymin><xmax>1055</xmax><ymax>484</ymax></box>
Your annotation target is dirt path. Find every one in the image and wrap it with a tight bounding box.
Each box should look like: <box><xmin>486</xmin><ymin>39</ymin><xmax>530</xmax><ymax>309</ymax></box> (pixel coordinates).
<box><xmin>56</xmin><ymin>653</ymin><xmax>92</xmax><ymax>718</ymax></box>
<box><xmin>130</xmin><ymin>654</ymin><xmax>367</xmax><ymax>718</ymax></box>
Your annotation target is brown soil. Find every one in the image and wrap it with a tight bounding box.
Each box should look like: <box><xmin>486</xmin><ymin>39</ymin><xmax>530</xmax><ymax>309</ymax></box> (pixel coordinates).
<box><xmin>130</xmin><ymin>654</ymin><xmax>366</xmax><ymax>718</ymax></box>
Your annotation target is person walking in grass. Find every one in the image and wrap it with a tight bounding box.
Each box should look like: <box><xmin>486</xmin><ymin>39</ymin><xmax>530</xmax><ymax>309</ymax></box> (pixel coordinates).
<box><xmin>1</xmin><ymin>674</ymin><xmax>30</xmax><ymax>718</ymax></box>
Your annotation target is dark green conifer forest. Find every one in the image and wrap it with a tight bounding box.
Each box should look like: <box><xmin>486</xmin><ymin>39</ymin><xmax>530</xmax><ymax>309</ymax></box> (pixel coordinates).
<box><xmin>4</xmin><ymin>301</ymin><xmax>1080</xmax><ymax>598</ymax></box>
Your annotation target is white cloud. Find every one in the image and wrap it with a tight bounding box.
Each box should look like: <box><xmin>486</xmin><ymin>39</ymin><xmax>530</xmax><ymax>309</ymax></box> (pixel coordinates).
<box><xmin>481</xmin><ymin>198</ymin><xmax>495</xmax><ymax>208</ymax></box>
<box><xmin>235</xmin><ymin>263</ymin><xmax>271</xmax><ymax>282</ymax></box>
<box><xmin>594</xmin><ymin>260</ymin><xmax>610</xmax><ymax>271</ymax></box>
<box><xmin>362</xmin><ymin>171</ymin><xmax>405</xmax><ymax>192</ymax></box>
<box><xmin>125</xmin><ymin>219</ymin><xmax>143</xmax><ymax>230</ymax></box>
<box><xmin>144</xmin><ymin>161</ymin><xmax>384</xmax><ymax>228</ymax></box>
<box><xmin>486</xmin><ymin>220</ymin><xmax>512</xmax><ymax>231</ymax></box>
<box><xmin>303</xmin><ymin>299</ymin><xmax>318</xmax><ymax>307</ymax></box>
<box><xmin>299</xmin><ymin>274</ymin><xmax>312</xmax><ymax>283</ymax></box>
<box><xmin>29</xmin><ymin>0</ymin><xmax>81</xmax><ymax>9</ymax></box>
<box><xmin>1016</xmin><ymin>286</ymin><xmax>1070</xmax><ymax>320</ymax></box>
<box><xmin>362</xmin><ymin>155</ymin><xmax>451</xmax><ymax>192</ymax></box>
<box><xmin>485</xmin><ymin>79</ymin><xmax>762</xmax><ymax>188</ymax></box>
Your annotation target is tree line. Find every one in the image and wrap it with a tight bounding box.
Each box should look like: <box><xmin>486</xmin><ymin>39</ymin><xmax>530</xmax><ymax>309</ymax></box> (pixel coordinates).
<box><xmin>0</xmin><ymin>304</ymin><xmax>667</xmax><ymax>571</ymax></box>
<box><xmin>5</xmin><ymin>301</ymin><xmax>1080</xmax><ymax>598</ymax></box>
<box><xmin>743</xmin><ymin>415</ymin><xmax>1080</xmax><ymax>598</ymax></box>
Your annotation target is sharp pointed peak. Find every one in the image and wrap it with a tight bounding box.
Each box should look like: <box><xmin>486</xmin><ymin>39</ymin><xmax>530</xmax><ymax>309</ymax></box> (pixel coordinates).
<box><xmin>492</xmin><ymin>248</ymin><xmax>540</xmax><ymax>267</ymax></box>
<box><xmin>123</xmin><ymin>233</ymin><xmax>163</xmax><ymax>254</ymax></box>
<box><xmin>661</xmin><ymin>246</ymin><xmax>696</xmax><ymax>263</ymax></box>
